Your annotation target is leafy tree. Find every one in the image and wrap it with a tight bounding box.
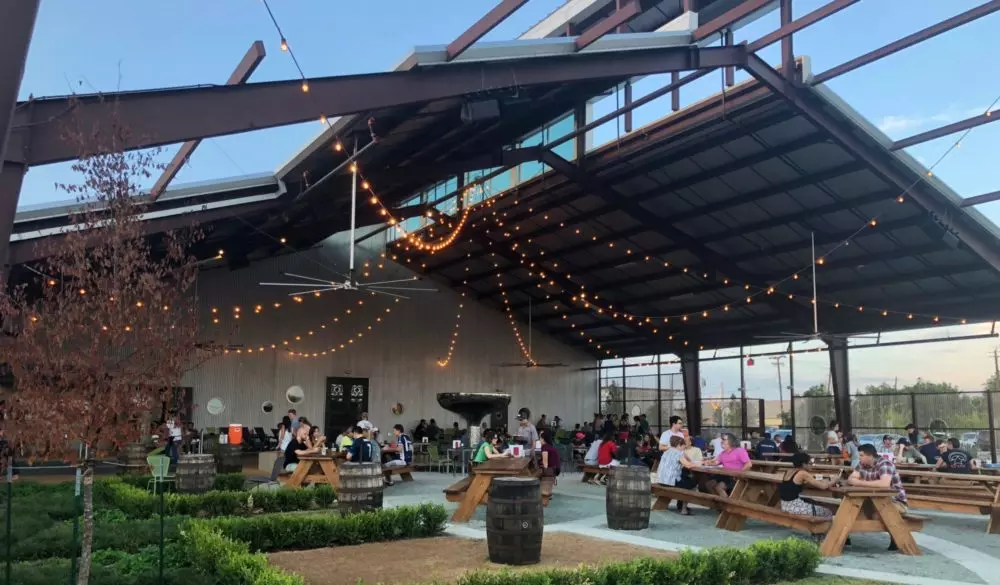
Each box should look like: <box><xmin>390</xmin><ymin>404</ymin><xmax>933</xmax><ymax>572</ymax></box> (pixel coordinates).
<box><xmin>602</xmin><ymin>380</ymin><xmax>623</xmax><ymax>415</ymax></box>
<box><xmin>863</xmin><ymin>378</ymin><xmax>959</xmax><ymax>395</ymax></box>
<box><xmin>0</xmin><ymin>127</ymin><xmax>204</xmax><ymax>585</ymax></box>
<box><xmin>802</xmin><ymin>384</ymin><xmax>829</xmax><ymax>397</ymax></box>
<box><xmin>986</xmin><ymin>372</ymin><xmax>999</xmax><ymax>393</ymax></box>
<box><xmin>778</xmin><ymin>410</ymin><xmax>793</xmax><ymax>428</ymax></box>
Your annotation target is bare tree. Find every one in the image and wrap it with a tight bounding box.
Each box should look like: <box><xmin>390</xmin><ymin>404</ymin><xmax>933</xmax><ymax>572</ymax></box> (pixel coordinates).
<box><xmin>0</xmin><ymin>122</ymin><xmax>203</xmax><ymax>585</ymax></box>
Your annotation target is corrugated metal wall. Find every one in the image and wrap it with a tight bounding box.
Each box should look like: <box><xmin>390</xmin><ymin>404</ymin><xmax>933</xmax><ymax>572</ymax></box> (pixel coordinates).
<box><xmin>184</xmin><ymin>228</ymin><xmax>598</xmax><ymax>434</ymax></box>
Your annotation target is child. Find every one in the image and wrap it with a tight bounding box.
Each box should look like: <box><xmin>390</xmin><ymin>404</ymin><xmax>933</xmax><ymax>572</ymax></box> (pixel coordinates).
<box><xmin>593</xmin><ymin>431</ymin><xmax>619</xmax><ymax>485</ymax></box>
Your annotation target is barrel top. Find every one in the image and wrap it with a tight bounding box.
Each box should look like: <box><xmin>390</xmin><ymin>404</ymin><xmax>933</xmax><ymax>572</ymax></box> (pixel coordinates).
<box><xmin>493</xmin><ymin>476</ymin><xmax>539</xmax><ymax>485</ymax></box>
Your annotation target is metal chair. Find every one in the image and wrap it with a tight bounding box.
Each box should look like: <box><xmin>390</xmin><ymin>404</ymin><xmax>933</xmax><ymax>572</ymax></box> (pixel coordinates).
<box><xmin>146</xmin><ymin>454</ymin><xmax>175</xmax><ymax>494</ymax></box>
<box><xmin>422</xmin><ymin>443</ymin><xmax>446</xmax><ymax>473</ymax></box>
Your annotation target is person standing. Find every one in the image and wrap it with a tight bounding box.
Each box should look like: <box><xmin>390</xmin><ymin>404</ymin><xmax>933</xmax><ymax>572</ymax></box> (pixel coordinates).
<box><xmin>164</xmin><ymin>412</ymin><xmax>183</xmax><ymax>465</ymax></box>
<box><xmin>357</xmin><ymin>412</ymin><xmax>374</xmax><ymax>432</ymax></box>
<box><xmin>539</xmin><ymin>430</ymin><xmax>561</xmax><ymax>477</ymax></box>
<box><xmin>843</xmin><ymin>433</ymin><xmax>860</xmax><ymax>468</ymax></box>
<box><xmin>536</xmin><ymin>414</ymin><xmax>549</xmax><ymax>432</ymax></box>
<box><xmin>287</xmin><ymin>409</ymin><xmax>300</xmax><ymax>434</ymax></box>
<box><xmin>515</xmin><ymin>413</ymin><xmax>539</xmax><ymax>453</ymax></box>
<box><xmin>825</xmin><ymin>421</ymin><xmax>842</xmax><ymax>455</ymax></box>
<box><xmin>658</xmin><ymin>415</ymin><xmax>685</xmax><ymax>452</ymax></box>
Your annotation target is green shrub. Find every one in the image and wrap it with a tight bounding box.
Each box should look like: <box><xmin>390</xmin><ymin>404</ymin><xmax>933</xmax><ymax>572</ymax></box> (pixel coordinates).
<box><xmin>9</xmin><ymin>556</ymin><xmax>213</xmax><ymax>585</ymax></box>
<box><xmin>453</xmin><ymin>538</ymin><xmax>819</xmax><ymax>585</ymax></box>
<box><xmin>115</xmin><ymin>472</ymin><xmax>247</xmax><ymax>492</ymax></box>
<box><xmin>10</xmin><ymin>516</ymin><xmax>186</xmax><ymax>561</ymax></box>
<box><xmin>100</xmin><ymin>480</ymin><xmax>336</xmax><ymax>518</ymax></box>
<box><xmin>196</xmin><ymin>503</ymin><xmax>448</xmax><ymax>552</ymax></box>
<box><xmin>182</xmin><ymin>522</ymin><xmax>303</xmax><ymax>585</ymax></box>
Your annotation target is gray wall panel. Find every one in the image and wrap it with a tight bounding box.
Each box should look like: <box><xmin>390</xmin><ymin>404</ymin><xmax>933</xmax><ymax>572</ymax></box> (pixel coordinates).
<box><xmin>184</xmin><ymin>229</ymin><xmax>598</xmax><ymax>435</ymax></box>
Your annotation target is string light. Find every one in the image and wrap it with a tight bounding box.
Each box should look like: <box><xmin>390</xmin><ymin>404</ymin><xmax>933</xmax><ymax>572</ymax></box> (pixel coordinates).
<box><xmin>437</xmin><ymin>294</ymin><xmax>465</xmax><ymax>367</ymax></box>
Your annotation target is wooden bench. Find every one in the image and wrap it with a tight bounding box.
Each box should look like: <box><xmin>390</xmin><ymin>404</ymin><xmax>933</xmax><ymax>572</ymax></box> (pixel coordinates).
<box><xmin>907</xmin><ymin>494</ymin><xmax>994</xmax><ymax>515</ymax></box>
<box><xmin>383</xmin><ymin>465</ymin><xmax>415</xmax><ymax>481</ymax></box>
<box><xmin>540</xmin><ymin>476</ymin><xmax>555</xmax><ymax>505</ymax></box>
<box><xmin>721</xmin><ymin>497</ymin><xmax>927</xmax><ymax>535</ymax></box>
<box><xmin>444</xmin><ymin>476</ymin><xmax>472</xmax><ymax>502</ymax></box>
<box><xmin>651</xmin><ymin>484</ymin><xmax>726</xmax><ymax>512</ymax></box>
<box><xmin>577</xmin><ymin>463</ymin><xmax>605</xmax><ymax>483</ymax></box>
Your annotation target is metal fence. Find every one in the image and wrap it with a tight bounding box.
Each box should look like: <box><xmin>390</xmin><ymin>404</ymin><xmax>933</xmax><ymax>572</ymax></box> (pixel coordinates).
<box><xmin>793</xmin><ymin>390</ymin><xmax>999</xmax><ymax>461</ymax></box>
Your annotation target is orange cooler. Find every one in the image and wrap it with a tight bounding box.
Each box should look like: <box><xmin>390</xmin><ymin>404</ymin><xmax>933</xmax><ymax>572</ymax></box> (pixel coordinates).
<box><xmin>228</xmin><ymin>424</ymin><xmax>243</xmax><ymax>445</ymax></box>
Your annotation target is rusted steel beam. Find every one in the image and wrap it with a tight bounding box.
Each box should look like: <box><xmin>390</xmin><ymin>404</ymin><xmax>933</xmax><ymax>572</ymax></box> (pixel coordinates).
<box><xmin>150</xmin><ymin>41</ymin><xmax>265</xmax><ymax>202</ymax></box>
<box><xmin>813</xmin><ymin>0</ymin><xmax>1000</xmax><ymax>84</ymax></box>
<box><xmin>623</xmin><ymin>80</ymin><xmax>633</xmax><ymax>132</ymax></box>
<box><xmin>748</xmin><ymin>0</ymin><xmax>859</xmax><ymax>51</ymax></box>
<box><xmin>693</xmin><ymin>0</ymin><xmax>774</xmax><ymax>41</ymax></box>
<box><xmin>446</xmin><ymin>0</ymin><xmax>531</xmax><ymax>61</ymax></box>
<box><xmin>724</xmin><ymin>29</ymin><xmax>735</xmax><ymax>87</ymax></box>
<box><xmin>890</xmin><ymin>109</ymin><xmax>998</xmax><ymax>151</ymax></box>
<box><xmin>8</xmin><ymin>45</ymin><xmax>747</xmax><ymax>167</ymax></box>
<box><xmin>574</xmin><ymin>0</ymin><xmax>642</xmax><ymax>51</ymax></box>
<box><xmin>780</xmin><ymin>0</ymin><xmax>794</xmax><ymax>78</ymax></box>
<box><xmin>746</xmin><ymin>53</ymin><xmax>1000</xmax><ymax>276</ymax></box>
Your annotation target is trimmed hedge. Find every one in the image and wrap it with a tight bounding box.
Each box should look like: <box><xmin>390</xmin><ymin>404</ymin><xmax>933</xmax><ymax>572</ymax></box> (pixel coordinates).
<box><xmin>10</xmin><ymin>516</ymin><xmax>186</xmax><ymax>561</ymax></box>
<box><xmin>100</xmin><ymin>480</ymin><xmax>336</xmax><ymax>518</ymax></box>
<box><xmin>453</xmin><ymin>539</ymin><xmax>820</xmax><ymax>585</ymax></box>
<box><xmin>200</xmin><ymin>503</ymin><xmax>449</xmax><ymax>552</ymax></box>
<box><xmin>182</xmin><ymin>522</ymin><xmax>303</xmax><ymax>585</ymax></box>
<box><xmin>115</xmin><ymin>472</ymin><xmax>248</xmax><ymax>492</ymax></box>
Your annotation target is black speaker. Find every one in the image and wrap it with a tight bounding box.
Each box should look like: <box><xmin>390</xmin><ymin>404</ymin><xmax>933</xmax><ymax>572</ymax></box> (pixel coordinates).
<box><xmin>460</xmin><ymin>99</ymin><xmax>500</xmax><ymax>124</ymax></box>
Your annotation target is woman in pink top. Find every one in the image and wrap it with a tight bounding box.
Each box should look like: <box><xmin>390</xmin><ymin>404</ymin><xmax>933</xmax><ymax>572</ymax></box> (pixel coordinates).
<box><xmin>702</xmin><ymin>433</ymin><xmax>751</xmax><ymax>496</ymax></box>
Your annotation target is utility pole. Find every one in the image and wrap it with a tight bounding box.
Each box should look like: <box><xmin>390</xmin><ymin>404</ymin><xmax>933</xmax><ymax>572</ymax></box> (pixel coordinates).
<box><xmin>769</xmin><ymin>356</ymin><xmax>786</xmax><ymax>416</ymax></box>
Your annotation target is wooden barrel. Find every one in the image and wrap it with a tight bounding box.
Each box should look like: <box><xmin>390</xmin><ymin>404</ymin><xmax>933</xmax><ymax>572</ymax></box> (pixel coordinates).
<box><xmin>118</xmin><ymin>443</ymin><xmax>148</xmax><ymax>475</ymax></box>
<box><xmin>486</xmin><ymin>476</ymin><xmax>543</xmax><ymax>565</ymax></box>
<box><xmin>338</xmin><ymin>462</ymin><xmax>384</xmax><ymax>516</ymax></box>
<box><xmin>215</xmin><ymin>444</ymin><xmax>242</xmax><ymax>473</ymax></box>
<box><xmin>605</xmin><ymin>464</ymin><xmax>651</xmax><ymax>530</ymax></box>
<box><xmin>176</xmin><ymin>454</ymin><xmax>217</xmax><ymax>493</ymax></box>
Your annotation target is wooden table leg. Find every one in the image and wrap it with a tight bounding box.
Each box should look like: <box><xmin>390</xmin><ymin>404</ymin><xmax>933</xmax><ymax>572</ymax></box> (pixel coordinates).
<box><xmin>652</xmin><ymin>495</ymin><xmax>672</xmax><ymax>511</ymax></box>
<box><xmin>872</xmin><ymin>498</ymin><xmax>920</xmax><ymax>555</ymax></box>
<box><xmin>716</xmin><ymin>479</ymin><xmax>748</xmax><ymax>530</ymax></box>
<box><xmin>721</xmin><ymin>482</ymin><xmax>775</xmax><ymax>532</ymax></box>
<box><xmin>452</xmin><ymin>475</ymin><xmax>490</xmax><ymax>523</ymax></box>
<box><xmin>319</xmin><ymin>460</ymin><xmax>340</xmax><ymax>490</ymax></box>
<box><xmin>819</xmin><ymin>496</ymin><xmax>861</xmax><ymax>557</ymax></box>
<box><xmin>285</xmin><ymin>460</ymin><xmax>311</xmax><ymax>489</ymax></box>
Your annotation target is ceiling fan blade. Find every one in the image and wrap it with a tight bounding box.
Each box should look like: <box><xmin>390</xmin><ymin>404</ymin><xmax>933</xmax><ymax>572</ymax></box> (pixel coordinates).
<box><xmin>369</xmin><ymin>289</ymin><xmax>410</xmax><ymax>300</ymax></box>
<box><xmin>364</xmin><ymin>286</ymin><xmax>438</xmax><ymax>292</ymax></box>
<box><xmin>363</xmin><ymin>277</ymin><xmax>422</xmax><ymax>286</ymax></box>
<box><xmin>532</xmin><ymin>363</ymin><xmax>568</xmax><ymax>368</ymax></box>
<box><xmin>283</xmin><ymin>272</ymin><xmax>336</xmax><ymax>285</ymax></box>
<box><xmin>494</xmin><ymin>362</ymin><xmax>528</xmax><ymax>367</ymax></box>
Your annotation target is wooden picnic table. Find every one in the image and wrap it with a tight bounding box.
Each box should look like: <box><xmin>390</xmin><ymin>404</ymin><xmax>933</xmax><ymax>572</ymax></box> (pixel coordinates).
<box><xmin>896</xmin><ymin>469</ymin><xmax>1000</xmax><ymax>533</ymax></box>
<box><xmin>283</xmin><ymin>452</ymin><xmax>345</xmax><ymax>489</ymax></box>
<box><xmin>445</xmin><ymin>456</ymin><xmax>540</xmax><ymax>523</ymax></box>
<box><xmin>687</xmin><ymin>467</ymin><xmax>923</xmax><ymax>556</ymax></box>
<box><xmin>751</xmin><ymin>459</ymin><xmax>847</xmax><ymax>476</ymax></box>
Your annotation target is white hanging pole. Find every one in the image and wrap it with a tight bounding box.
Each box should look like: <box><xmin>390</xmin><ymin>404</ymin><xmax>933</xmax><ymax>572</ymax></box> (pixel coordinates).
<box><xmin>811</xmin><ymin>232</ymin><xmax>819</xmax><ymax>335</ymax></box>
<box><xmin>348</xmin><ymin>137</ymin><xmax>359</xmax><ymax>279</ymax></box>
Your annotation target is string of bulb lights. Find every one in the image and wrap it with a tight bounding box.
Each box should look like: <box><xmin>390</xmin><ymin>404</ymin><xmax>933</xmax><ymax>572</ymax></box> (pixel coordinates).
<box><xmin>436</xmin><ymin>293</ymin><xmax>465</xmax><ymax>367</ymax></box>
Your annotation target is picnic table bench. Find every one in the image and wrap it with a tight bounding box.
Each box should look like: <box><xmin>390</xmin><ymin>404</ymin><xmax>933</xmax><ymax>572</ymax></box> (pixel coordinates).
<box><xmin>895</xmin><ymin>469</ymin><xmax>1000</xmax><ymax>533</ymax></box>
<box><xmin>679</xmin><ymin>467</ymin><xmax>925</xmax><ymax>556</ymax></box>
<box><xmin>280</xmin><ymin>452</ymin><xmax>345</xmax><ymax>489</ymax></box>
<box><xmin>651</xmin><ymin>483</ymin><xmax>726</xmax><ymax>511</ymax></box>
<box><xmin>383</xmin><ymin>465</ymin><xmax>416</xmax><ymax>482</ymax></box>
<box><xmin>445</xmin><ymin>457</ymin><xmax>552</xmax><ymax>522</ymax></box>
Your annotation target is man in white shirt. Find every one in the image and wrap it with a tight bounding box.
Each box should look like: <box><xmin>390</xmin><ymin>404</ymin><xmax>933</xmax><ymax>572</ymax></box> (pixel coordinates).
<box><xmin>658</xmin><ymin>416</ymin><xmax>685</xmax><ymax>451</ymax></box>
<box><xmin>515</xmin><ymin>414</ymin><xmax>539</xmax><ymax>453</ymax></box>
<box><xmin>584</xmin><ymin>438</ymin><xmax>602</xmax><ymax>465</ymax></box>
<box><xmin>357</xmin><ymin>412</ymin><xmax>374</xmax><ymax>431</ymax></box>
<box><xmin>710</xmin><ymin>432</ymin><xmax>725</xmax><ymax>456</ymax></box>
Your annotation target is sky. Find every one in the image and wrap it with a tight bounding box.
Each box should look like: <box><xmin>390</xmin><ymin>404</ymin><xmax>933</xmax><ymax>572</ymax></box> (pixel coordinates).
<box><xmin>14</xmin><ymin>0</ymin><xmax>1000</xmax><ymax>397</ymax></box>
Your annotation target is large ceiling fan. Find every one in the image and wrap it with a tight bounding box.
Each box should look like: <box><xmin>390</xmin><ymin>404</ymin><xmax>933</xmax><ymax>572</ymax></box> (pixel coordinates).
<box><xmin>755</xmin><ymin>232</ymin><xmax>877</xmax><ymax>343</ymax></box>
<box><xmin>495</xmin><ymin>298</ymin><xmax>568</xmax><ymax>368</ymax></box>
<box><xmin>259</xmin><ymin>140</ymin><xmax>437</xmax><ymax>300</ymax></box>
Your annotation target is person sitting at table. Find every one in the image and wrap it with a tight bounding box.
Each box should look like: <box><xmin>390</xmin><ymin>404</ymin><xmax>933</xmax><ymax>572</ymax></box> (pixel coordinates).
<box><xmin>894</xmin><ymin>438</ymin><xmax>926</xmax><ymax>464</ymax></box>
<box><xmin>426</xmin><ymin>419</ymin><xmax>440</xmax><ymax>441</ymax></box>
<box><xmin>918</xmin><ymin>434</ymin><xmax>941</xmax><ymax>465</ymax></box>
<box><xmin>657</xmin><ymin>436</ymin><xmax>699</xmax><ymax>515</ymax></box>
<box><xmin>848</xmin><ymin>443</ymin><xmax>908</xmax><ymax>551</ymax></box>
<box><xmin>683</xmin><ymin>430</ymin><xmax>704</xmax><ymax>463</ymax></box>
<box><xmin>583</xmin><ymin>434</ymin><xmax>602</xmax><ymax>467</ymax></box>
<box><xmin>413</xmin><ymin>419</ymin><xmax>427</xmax><ymax>442</ymax></box>
<box><xmin>346</xmin><ymin>425</ymin><xmax>375</xmax><ymax>463</ymax></box>
<box><xmin>383</xmin><ymin>424</ymin><xmax>413</xmax><ymax>486</ymax></box>
<box><xmin>877</xmin><ymin>434</ymin><xmax>895</xmax><ymax>456</ymax></box>
<box><xmin>284</xmin><ymin>424</ymin><xmax>321</xmax><ymax>472</ymax></box>
<box><xmin>702</xmin><ymin>433</ymin><xmax>751</xmax><ymax>497</ymax></box>
<box><xmin>825</xmin><ymin>421</ymin><xmax>842</xmax><ymax>455</ymax></box>
<box><xmin>938</xmin><ymin>437</ymin><xmax>976</xmax><ymax>473</ymax></box>
<box><xmin>337</xmin><ymin>423</ymin><xmax>355</xmax><ymax>451</ymax></box>
<box><xmin>593</xmin><ymin>431</ymin><xmax>619</xmax><ymax>485</ymax></box>
<box><xmin>306</xmin><ymin>425</ymin><xmax>327</xmax><ymax>450</ymax></box>
<box><xmin>539</xmin><ymin>430</ymin><xmax>561</xmax><ymax>478</ymax></box>
<box><xmin>473</xmin><ymin>430</ymin><xmax>510</xmax><ymax>464</ymax></box>
<box><xmin>779</xmin><ymin>452</ymin><xmax>834</xmax><ymax>518</ymax></box>
<box><xmin>755</xmin><ymin>432</ymin><xmax>779</xmax><ymax>459</ymax></box>
<box><xmin>779</xmin><ymin>434</ymin><xmax>798</xmax><ymax>454</ymax></box>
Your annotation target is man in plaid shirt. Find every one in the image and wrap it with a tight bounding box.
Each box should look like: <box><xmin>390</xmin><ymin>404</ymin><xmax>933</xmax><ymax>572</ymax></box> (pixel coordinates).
<box><xmin>847</xmin><ymin>443</ymin><xmax>908</xmax><ymax>551</ymax></box>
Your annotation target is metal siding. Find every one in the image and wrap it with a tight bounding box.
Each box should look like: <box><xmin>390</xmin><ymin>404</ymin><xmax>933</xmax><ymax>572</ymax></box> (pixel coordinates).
<box><xmin>184</xmin><ymin>229</ymin><xmax>598</xmax><ymax>434</ymax></box>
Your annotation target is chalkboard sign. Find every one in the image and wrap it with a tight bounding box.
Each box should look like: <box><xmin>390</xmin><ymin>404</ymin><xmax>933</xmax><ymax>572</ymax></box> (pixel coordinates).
<box><xmin>325</xmin><ymin>377</ymin><xmax>369</xmax><ymax>441</ymax></box>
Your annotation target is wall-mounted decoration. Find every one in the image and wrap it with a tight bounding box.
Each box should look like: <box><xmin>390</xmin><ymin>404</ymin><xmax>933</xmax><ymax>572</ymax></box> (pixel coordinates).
<box><xmin>286</xmin><ymin>385</ymin><xmax>305</xmax><ymax>405</ymax></box>
<box><xmin>391</xmin><ymin>402</ymin><xmax>404</xmax><ymax>416</ymax></box>
<box><xmin>206</xmin><ymin>398</ymin><xmax>225</xmax><ymax>416</ymax></box>
<box><xmin>261</xmin><ymin>401</ymin><xmax>274</xmax><ymax>414</ymax></box>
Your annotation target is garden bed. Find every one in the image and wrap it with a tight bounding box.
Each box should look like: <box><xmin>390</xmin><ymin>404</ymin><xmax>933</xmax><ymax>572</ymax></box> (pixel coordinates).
<box><xmin>269</xmin><ymin>534</ymin><xmax>675</xmax><ymax>585</ymax></box>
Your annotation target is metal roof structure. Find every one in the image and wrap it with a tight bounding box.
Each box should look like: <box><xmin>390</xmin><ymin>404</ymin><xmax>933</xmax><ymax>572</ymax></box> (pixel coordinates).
<box><xmin>3</xmin><ymin>0</ymin><xmax>1000</xmax><ymax>362</ymax></box>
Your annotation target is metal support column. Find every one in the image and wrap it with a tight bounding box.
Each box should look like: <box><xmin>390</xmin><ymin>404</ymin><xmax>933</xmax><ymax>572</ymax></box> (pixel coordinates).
<box><xmin>681</xmin><ymin>350</ymin><xmax>702</xmax><ymax>436</ymax></box>
<box><xmin>0</xmin><ymin>162</ymin><xmax>24</xmax><ymax>284</ymax></box>
<box><xmin>623</xmin><ymin>80</ymin><xmax>633</xmax><ymax>132</ymax></box>
<box><xmin>573</xmin><ymin>102</ymin><xmax>588</xmax><ymax>164</ymax></box>
<box><xmin>824</xmin><ymin>336</ymin><xmax>852</xmax><ymax>434</ymax></box>
<box><xmin>780</xmin><ymin>0</ymin><xmax>794</xmax><ymax>78</ymax></box>
<box><xmin>739</xmin><ymin>345</ymin><xmax>748</xmax><ymax>438</ymax></box>
<box><xmin>656</xmin><ymin>354</ymin><xmax>663</xmax><ymax>434</ymax></box>
<box><xmin>787</xmin><ymin>342</ymin><xmax>796</xmax><ymax>434</ymax></box>
<box><xmin>621</xmin><ymin>360</ymin><xmax>627</xmax><ymax>415</ymax></box>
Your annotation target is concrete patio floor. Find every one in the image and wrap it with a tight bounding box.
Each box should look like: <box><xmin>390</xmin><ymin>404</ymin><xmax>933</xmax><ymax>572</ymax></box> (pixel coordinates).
<box><xmin>382</xmin><ymin>471</ymin><xmax>1000</xmax><ymax>585</ymax></box>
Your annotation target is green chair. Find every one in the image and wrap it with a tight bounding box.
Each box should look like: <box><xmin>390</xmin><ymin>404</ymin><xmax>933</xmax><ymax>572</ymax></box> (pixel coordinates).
<box><xmin>424</xmin><ymin>443</ymin><xmax>446</xmax><ymax>473</ymax></box>
<box><xmin>147</xmin><ymin>454</ymin><xmax>175</xmax><ymax>494</ymax></box>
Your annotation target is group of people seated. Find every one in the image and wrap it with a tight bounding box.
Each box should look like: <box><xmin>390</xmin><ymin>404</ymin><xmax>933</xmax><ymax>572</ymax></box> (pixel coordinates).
<box><xmin>471</xmin><ymin>424</ymin><xmax>563</xmax><ymax>477</ymax></box>
<box><xmin>821</xmin><ymin>421</ymin><xmax>979</xmax><ymax>473</ymax></box>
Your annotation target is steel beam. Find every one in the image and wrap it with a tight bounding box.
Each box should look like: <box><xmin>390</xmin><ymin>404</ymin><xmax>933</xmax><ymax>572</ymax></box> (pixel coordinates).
<box><xmin>0</xmin><ymin>162</ymin><xmax>25</xmax><ymax>281</ymax></box>
<box><xmin>961</xmin><ymin>190</ymin><xmax>1000</xmax><ymax>208</ymax></box>
<box><xmin>779</xmin><ymin>0</ymin><xmax>793</xmax><ymax>78</ymax></box>
<box><xmin>812</xmin><ymin>0</ymin><xmax>1000</xmax><ymax>84</ymax></box>
<box><xmin>574</xmin><ymin>0</ymin><xmax>641</xmax><ymax>51</ymax></box>
<box><xmin>446</xmin><ymin>0</ymin><xmax>531</xmax><ymax>61</ymax></box>
<box><xmin>745</xmin><ymin>53</ymin><xmax>1000</xmax><ymax>276</ymax></box>
<box><xmin>681</xmin><ymin>350</ymin><xmax>702</xmax><ymax>435</ymax></box>
<box><xmin>8</xmin><ymin>45</ymin><xmax>747</xmax><ymax>167</ymax></box>
<box><xmin>889</xmin><ymin>109</ymin><xmax>998</xmax><ymax>151</ymax></box>
<box><xmin>748</xmin><ymin>0</ymin><xmax>859</xmax><ymax>52</ymax></box>
<box><xmin>150</xmin><ymin>41</ymin><xmax>266</xmax><ymax>201</ymax></box>
<box><xmin>693</xmin><ymin>0</ymin><xmax>773</xmax><ymax>41</ymax></box>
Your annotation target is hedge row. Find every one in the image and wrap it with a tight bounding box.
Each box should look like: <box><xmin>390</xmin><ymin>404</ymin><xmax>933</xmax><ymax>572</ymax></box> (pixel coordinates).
<box><xmin>99</xmin><ymin>480</ymin><xmax>336</xmax><ymax>518</ymax></box>
<box><xmin>9</xmin><ymin>516</ymin><xmax>185</xmax><ymax>561</ymax></box>
<box><xmin>454</xmin><ymin>539</ymin><xmax>821</xmax><ymax>585</ymax></box>
<box><xmin>202</xmin><ymin>503</ymin><xmax>449</xmax><ymax>552</ymax></box>
<box><xmin>114</xmin><ymin>472</ymin><xmax>248</xmax><ymax>492</ymax></box>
